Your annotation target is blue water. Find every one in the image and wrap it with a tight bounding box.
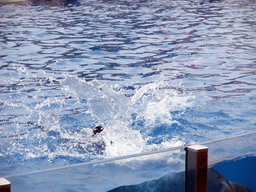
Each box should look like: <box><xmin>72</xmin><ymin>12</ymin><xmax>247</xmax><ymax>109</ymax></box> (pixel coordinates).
<box><xmin>0</xmin><ymin>0</ymin><xmax>256</xmax><ymax>191</ymax></box>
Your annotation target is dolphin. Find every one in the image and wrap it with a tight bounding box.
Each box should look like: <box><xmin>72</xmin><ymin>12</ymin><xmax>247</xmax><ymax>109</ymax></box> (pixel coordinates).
<box><xmin>108</xmin><ymin>168</ymin><xmax>252</xmax><ymax>192</ymax></box>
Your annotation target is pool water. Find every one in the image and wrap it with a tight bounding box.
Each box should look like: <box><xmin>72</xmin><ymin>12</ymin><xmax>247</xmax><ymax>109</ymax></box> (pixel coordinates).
<box><xmin>0</xmin><ymin>0</ymin><xmax>256</xmax><ymax>191</ymax></box>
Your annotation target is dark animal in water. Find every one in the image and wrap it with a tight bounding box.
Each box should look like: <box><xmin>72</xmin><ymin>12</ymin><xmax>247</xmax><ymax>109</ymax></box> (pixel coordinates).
<box><xmin>84</xmin><ymin>125</ymin><xmax>106</xmax><ymax>154</ymax></box>
<box><xmin>93</xmin><ymin>125</ymin><xmax>104</xmax><ymax>136</ymax></box>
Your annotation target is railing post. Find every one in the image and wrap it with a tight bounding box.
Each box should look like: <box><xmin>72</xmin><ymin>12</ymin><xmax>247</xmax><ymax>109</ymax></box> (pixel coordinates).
<box><xmin>0</xmin><ymin>178</ymin><xmax>11</xmax><ymax>192</ymax></box>
<box><xmin>185</xmin><ymin>145</ymin><xmax>208</xmax><ymax>192</ymax></box>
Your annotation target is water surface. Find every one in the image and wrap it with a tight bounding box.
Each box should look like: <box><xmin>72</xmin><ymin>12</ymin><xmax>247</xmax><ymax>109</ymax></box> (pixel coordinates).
<box><xmin>0</xmin><ymin>0</ymin><xmax>256</xmax><ymax>191</ymax></box>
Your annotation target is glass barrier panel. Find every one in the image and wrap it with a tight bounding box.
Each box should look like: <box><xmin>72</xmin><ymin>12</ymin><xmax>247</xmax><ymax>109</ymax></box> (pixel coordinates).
<box><xmin>1</xmin><ymin>148</ymin><xmax>186</xmax><ymax>192</ymax></box>
<box><xmin>205</xmin><ymin>132</ymin><xmax>256</xmax><ymax>191</ymax></box>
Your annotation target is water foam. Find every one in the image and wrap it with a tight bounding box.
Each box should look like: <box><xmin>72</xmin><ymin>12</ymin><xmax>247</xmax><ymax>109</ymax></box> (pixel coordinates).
<box><xmin>1</xmin><ymin>75</ymin><xmax>195</xmax><ymax>164</ymax></box>
<box><xmin>61</xmin><ymin>75</ymin><xmax>194</xmax><ymax>160</ymax></box>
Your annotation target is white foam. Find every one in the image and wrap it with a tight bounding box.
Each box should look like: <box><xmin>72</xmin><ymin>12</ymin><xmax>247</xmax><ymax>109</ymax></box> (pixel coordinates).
<box><xmin>60</xmin><ymin>76</ymin><xmax>194</xmax><ymax>162</ymax></box>
<box><xmin>2</xmin><ymin>75</ymin><xmax>195</xmax><ymax>164</ymax></box>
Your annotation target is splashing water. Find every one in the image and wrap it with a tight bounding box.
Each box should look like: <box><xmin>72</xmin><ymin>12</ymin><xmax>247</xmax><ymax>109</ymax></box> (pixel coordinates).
<box><xmin>1</xmin><ymin>75</ymin><xmax>193</xmax><ymax>162</ymax></box>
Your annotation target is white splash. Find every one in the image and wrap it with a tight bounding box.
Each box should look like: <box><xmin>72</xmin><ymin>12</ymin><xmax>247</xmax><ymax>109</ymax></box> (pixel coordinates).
<box><xmin>2</xmin><ymin>75</ymin><xmax>195</xmax><ymax>163</ymax></box>
<box><xmin>61</xmin><ymin>75</ymin><xmax>194</xmax><ymax>160</ymax></box>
